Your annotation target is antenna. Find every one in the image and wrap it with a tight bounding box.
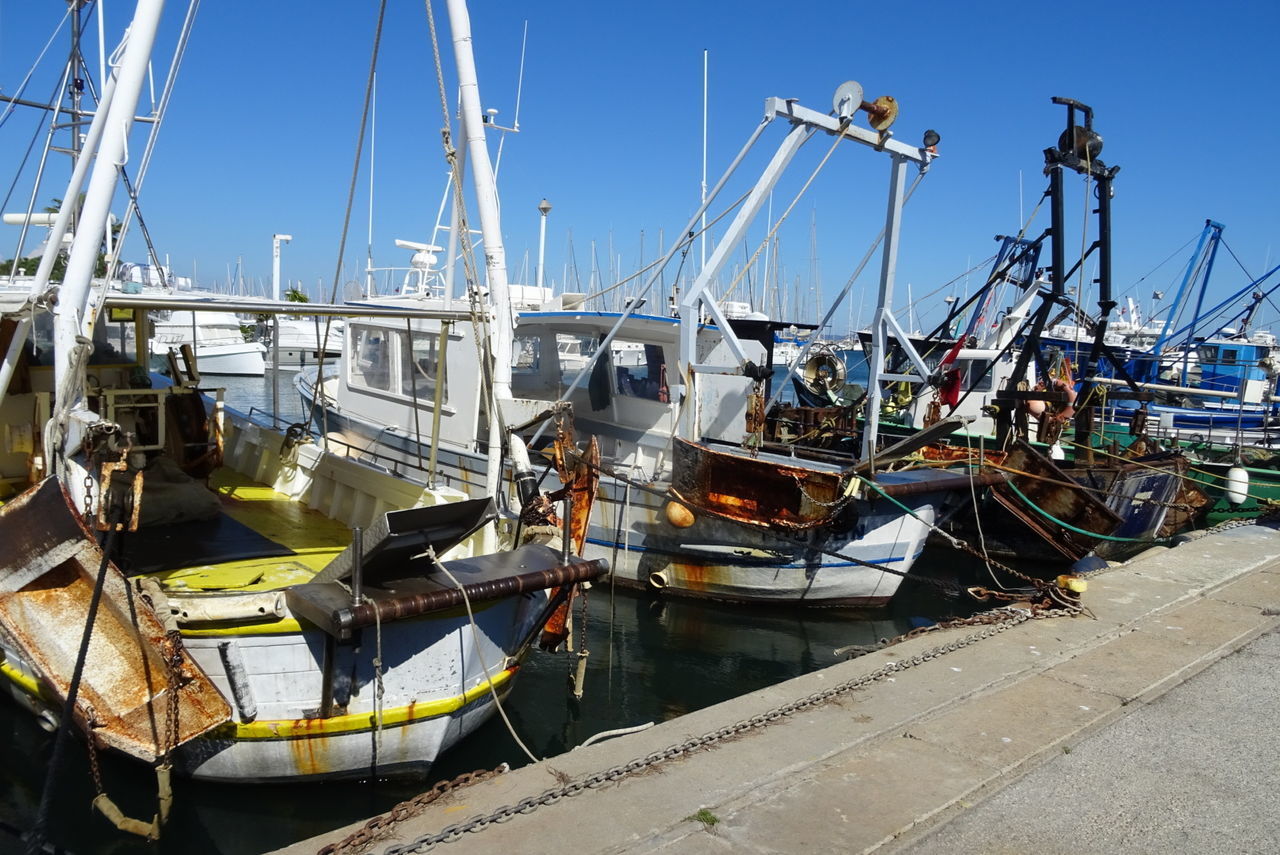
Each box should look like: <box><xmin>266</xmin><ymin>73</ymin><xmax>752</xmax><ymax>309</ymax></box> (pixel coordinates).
<box><xmin>701</xmin><ymin>49</ymin><xmax>708</xmax><ymax>272</ymax></box>
<box><xmin>491</xmin><ymin>21</ymin><xmax>529</xmax><ymax>179</ymax></box>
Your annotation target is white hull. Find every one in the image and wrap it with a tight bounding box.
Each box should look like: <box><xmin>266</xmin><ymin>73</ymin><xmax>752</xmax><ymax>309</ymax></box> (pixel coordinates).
<box><xmin>171</xmin><ymin>593</ymin><xmax>545</xmax><ymax>782</ymax></box>
<box><xmin>153</xmin><ymin>340</ymin><xmax>267</xmax><ymax>376</ymax></box>
<box><xmin>302</xmin><ymin>373</ymin><xmax>945</xmax><ymax>606</ymax></box>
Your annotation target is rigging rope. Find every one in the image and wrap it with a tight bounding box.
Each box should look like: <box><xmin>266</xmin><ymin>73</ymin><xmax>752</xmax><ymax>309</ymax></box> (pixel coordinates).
<box><xmin>0</xmin><ymin>4</ymin><xmax>73</xmax><ymax>131</ymax></box>
<box><xmin>309</xmin><ymin>0</ymin><xmax>388</xmax><ymax>441</ymax></box>
<box><xmin>719</xmin><ymin>123</ymin><xmax>847</xmax><ymax>303</ymax></box>
<box><xmin>1001</xmin><ymin>479</ymin><xmax>1153</xmax><ymax>543</ymax></box>
<box><xmin>580</xmin><ymin>188</ymin><xmax>753</xmax><ymax>304</ymax></box>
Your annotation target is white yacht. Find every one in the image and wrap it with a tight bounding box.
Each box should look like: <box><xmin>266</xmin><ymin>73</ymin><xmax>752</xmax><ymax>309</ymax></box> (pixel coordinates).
<box><xmin>150</xmin><ymin>308</ymin><xmax>266</xmax><ymax>376</ymax></box>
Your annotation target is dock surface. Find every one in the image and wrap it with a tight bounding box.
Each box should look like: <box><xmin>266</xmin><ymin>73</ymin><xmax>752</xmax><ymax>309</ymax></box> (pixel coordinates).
<box><xmin>280</xmin><ymin>520</ymin><xmax>1280</xmax><ymax>855</ymax></box>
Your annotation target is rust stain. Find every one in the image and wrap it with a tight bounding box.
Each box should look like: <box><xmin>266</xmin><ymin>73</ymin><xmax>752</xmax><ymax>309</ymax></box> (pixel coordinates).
<box><xmin>671</xmin><ymin>438</ymin><xmax>846</xmax><ymax>531</ymax></box>
<box><xmin>671</xmin><ymin>561</ymin><xmax>728</xmax><ymax>594</ymax></box>
<box><xmin>285</xmin><ymin>717</ymin><xmax>330</xmax><ymax>777</ymax></box>
<box><xmin>0</xmin><ymin>478</ymin><xmax>231</xmax><ymax>763</ymax></box>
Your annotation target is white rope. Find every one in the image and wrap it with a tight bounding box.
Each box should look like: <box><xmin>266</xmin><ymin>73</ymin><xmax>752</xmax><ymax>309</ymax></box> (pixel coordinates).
<box><xmin>971</xmin><ymin>433</ymin><xmax>1013</xmax><ymax>590</ymax></box>
<box><xmin>434</xmin><ymin>560</ymin><xmax>541</xmax><ymax>765</ymax></box>
<box><xmin>719</xmin><ymin>125</ymin><xmax>845</xmax><ymax>303</ymax></box>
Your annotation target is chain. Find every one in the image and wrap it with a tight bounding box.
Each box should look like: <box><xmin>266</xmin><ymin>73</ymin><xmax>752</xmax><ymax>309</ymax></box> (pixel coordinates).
<box><xmin>316</xmin><ymin>766</ymin><xmax>509</xmax><ymax>855</ymax></box>
<box><xmin>793</xmin><ymin>475</ymin><xmax>854</xmax><ymax>510</ymax></box>
<box><xmin>162</xmin><ymin>630</ymin><xmax>184</xmax><ymax>759</ymax></box>
<box><xmin>82</xmin><ymin>470</ymin><xmax>94</xmax><ymax>521</ymax></box>
<box><xmin>85</xmin><ymin>714</ymin><xmax>105</xmax><ymax>795</ymax></box>
<box><xmin>381</xmin><ymin>606</ymin><xmax>1073</xmax><ymax>855</ymax></box>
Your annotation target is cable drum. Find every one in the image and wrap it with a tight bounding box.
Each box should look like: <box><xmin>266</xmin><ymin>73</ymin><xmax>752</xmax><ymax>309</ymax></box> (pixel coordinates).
<box><xmin>800</xmin><ymin>346</ymin><xmax>847</xmax><ymax>400</ymax></box>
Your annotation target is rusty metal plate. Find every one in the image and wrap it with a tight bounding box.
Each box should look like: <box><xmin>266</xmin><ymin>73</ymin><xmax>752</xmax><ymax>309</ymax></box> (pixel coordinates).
<box><xmin>671</xmin><ymin>437</ymin><xmax>846</xmax><ymax>530</ymax></box>
<box><xmin>0</xmin><ymin>477</ymin><xmax>231</xmax><ymax>762</ymax></box>
<box><xmin>989</xmin><ymin>439</ymin><xmax>1124</xmax><ymax>561</ymax></box>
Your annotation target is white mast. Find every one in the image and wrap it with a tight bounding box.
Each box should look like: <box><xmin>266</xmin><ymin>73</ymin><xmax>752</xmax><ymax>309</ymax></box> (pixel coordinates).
<box><xmin>445</xmin><ymin>0</ymin><xmax>513</xmax><ymax>399</ymax></box>
<box><xmin>54</xmin><ymin>0</ymin><xmax>168</xmax><ymax>421</ymax></box>
<box><xmin>443</xmin><ymin>0</ymin><xmax>514</xmax><ymax>515</ymax></box>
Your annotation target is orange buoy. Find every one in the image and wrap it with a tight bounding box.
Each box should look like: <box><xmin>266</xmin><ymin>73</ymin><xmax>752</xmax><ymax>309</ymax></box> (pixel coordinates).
<box><xmin>665</xmin><ymin>501</ymin><xmax>695</xmax><ymax>528</ymax></box>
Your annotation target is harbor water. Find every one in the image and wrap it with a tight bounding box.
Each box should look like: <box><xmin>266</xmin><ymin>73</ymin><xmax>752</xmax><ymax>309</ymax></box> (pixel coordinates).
<box><xmin>0</xmin><ymin>368</ymin><xmax>980</xmax><ymax>855</ymax></box>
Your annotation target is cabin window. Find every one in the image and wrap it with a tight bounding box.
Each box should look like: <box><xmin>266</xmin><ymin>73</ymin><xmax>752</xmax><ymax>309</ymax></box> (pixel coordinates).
<box><xmin>1198</xmin><ymin>345</ymin><xmax>1219</xmax><ymax>364</ymax></box>
<box><xmin>399</xmin><ymin>331</ymin><xmax>446</xmax><ymax>402</ymax></box>
<box><xmin>512</xmin><ymin>334</ymin><xmax>542</xmax><ymax>375</ymax></box>
<box><xmin>25</xmin><ymin>312</ymin><xmax>139</xmax><ymax>366</ymax></box>
<box><xmin>1220</xmin><ymin>348</ymin><xmax>1237</xmax><ymax>365</ymax></box>
<box><xmin>962</xmin><ymin>359</ymin><xmax>994</xmax><ymax>392</ymax></box>
<box><xmin>92</xmin><ymin>311</ymin><xmax>139</xmax><ymax>365</ymax></box>
<box><xmin>348</xmin><ymin>325</ymin><xmax>393</xmax><ymax>391</ymax></box>
<box><xmin>611</xmin><ymin>339</ymin><xmax>668</xmax><ymax>401</ymax></box>
<box><xmin>556</xmin><ymin>333</ymin><xmax>598</xmax><ymax>383</ymax></box>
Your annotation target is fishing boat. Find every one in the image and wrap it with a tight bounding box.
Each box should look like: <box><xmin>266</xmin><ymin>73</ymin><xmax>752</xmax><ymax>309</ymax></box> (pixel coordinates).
<box><xmin>764</xmin><ymin>99</ymin><xmax>1213</xmax><ymax>570</ymax></box>
<box><xmin>298</xmin><ymin>27</ymin><xmax>977</xmax><ymax>606</ymax></box>
<box><xmin>0</xmin><ymin>5</ymin><xmax>604</xmax><ymax>844</ymax></box>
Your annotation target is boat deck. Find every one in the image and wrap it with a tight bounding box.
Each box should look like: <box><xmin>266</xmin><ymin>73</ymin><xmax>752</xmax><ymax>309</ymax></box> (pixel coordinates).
<box><xmin>131</xmin><ymin>468</ymin><xmax>350</xmax><ymax>592</ymax></box>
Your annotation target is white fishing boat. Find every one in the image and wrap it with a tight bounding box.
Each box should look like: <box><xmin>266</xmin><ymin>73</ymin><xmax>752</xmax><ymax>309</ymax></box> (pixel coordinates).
<box><xmin>0</xmin><ymin>2</ymin><xmax>603</xmax><ymax>842</ymax></box>
<box><xmin>299</xmin><ymin>36</ymin><xmax>970</xmax><ymax>606</ymax></box>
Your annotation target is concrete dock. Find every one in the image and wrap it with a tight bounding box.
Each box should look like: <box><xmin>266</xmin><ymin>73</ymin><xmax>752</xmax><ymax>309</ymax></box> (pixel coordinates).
<box><xmin>281</xmin><ymin>520</ymin><xmax>1280</xmax><ymax>855</ymax></box>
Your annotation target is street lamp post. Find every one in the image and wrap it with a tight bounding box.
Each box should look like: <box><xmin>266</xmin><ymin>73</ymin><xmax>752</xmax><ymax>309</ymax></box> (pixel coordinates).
<box><xmin>943</xmin><ymin>294</ymin><xmax>957</xmax><ymax>337</ymax></box>
<box><xmin>271</xmin><ymin>233</ymin><xmax>293</xmax><ymax>416</ymax></box>
<box><xmin>537</xmin><ymin>198</ymin><xmax>551</xmax><ymax>290</ymax></box>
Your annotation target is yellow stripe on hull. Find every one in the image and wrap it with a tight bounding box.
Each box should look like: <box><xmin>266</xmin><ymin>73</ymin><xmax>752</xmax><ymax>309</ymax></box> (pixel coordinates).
<box><xmin>218</xmin><ymin>667</ymin><xmax>517</xmax><ymax>741</ymax></box>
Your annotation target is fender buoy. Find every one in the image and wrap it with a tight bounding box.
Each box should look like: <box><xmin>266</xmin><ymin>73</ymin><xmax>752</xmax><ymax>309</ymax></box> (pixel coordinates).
<box><xmin>1025</xmin><ymin>382</ymin><xmax>1048</xmax><ymax>418</ymax></box>
<box><xmin>1052</xmin><ymin>378</ymin><xmax>1077</xmax><ymax>421</ymax></box>
<box><xmin>1226</xmin><ymin>465</ymin><xmax>1250</xmax><ymax>506</ymax></box>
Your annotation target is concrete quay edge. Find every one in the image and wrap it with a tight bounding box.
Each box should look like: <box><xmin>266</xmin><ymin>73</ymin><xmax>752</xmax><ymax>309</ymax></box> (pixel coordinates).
<box><xmin>277</xmin><ymin>521</ymin><xmax>1280</xmax><ymax>855</ymax></box>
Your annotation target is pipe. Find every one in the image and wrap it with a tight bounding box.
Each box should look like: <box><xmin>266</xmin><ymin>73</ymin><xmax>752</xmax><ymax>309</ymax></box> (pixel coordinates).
<box><xmin>869</xmin><ymin>470</ymin><xmax>1007</xmax><ymax>499</ymax></box>
<box><xmin>427</xmin><ymin>320</ymin><xmax>450</xmax><ymax>487</ymax></box>
<box><xmin>216</xmin><ymin>640</ymin><xmax>258</xmax><ymax>723</ymax></box>
<box><xmin>0</xmin><ymin>317</ymin><xmax>32</xmax><ymax>409</ymax></box>
<box><xmin>338</xmin><ymin>558</ymin><xmax>609</xmax><ymax>634</ymax></box>
<box><xmin>508</xmin><ymin>432</ymin><xmax>538</xmax><ymax>507</ymax></box>
<box><xmin>350</xmin><ymin>527</ymin><xmax>364</xmax><ymax>606</ymax></box>
<box><xmin>647</xmin><ymin>570</ymin><xmax>669</xmax><ymax>590</ymax></box>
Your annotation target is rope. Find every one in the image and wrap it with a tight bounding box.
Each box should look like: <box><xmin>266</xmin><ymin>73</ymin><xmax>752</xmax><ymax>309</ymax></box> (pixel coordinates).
<box><xmin>1001</xmin><ymin>479</ymin><xmax>1152</xmax><ymax>543</ymax></box>
<box><xmin>309</xmin><ymin>0</ymin><xmax>388</xmax><ymax>440</ymax></box>
<box><xmin>422</xmin><ymin>0</ymin><xmax>505</xmax><ymax>450</ymax></box>
<box><xmin>579</xmin><ymin>189</ymin><xmax>752</xmax><ymax>304</ymax></box>
<box><xmin>434</xmin><ymin>561</ymin><xmax>541</xmax><ymax>765</ymax></box>
<box><xmin>719</xmin><ymin>123</ymin><xmax>848</xmax><ymax>303</ymax></box>
<box><xmin>850</xmin><ymin>471</ymin><xmax>1055</xmax><ymax>593</ymax></box>
<box><xmin>0</xmin><ymin>5</ymin><xmax>73</xmax><ymax>130</ymax></box>
<box><xmin>1063</xmin><ymin>435</ymin><xmax>1273</xmax><ymax>505</ymax></box>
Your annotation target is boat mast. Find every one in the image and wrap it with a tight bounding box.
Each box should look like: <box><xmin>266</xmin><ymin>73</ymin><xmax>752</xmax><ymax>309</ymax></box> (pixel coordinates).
<box><xmin>444</xmin><ymin>0</ymin><xmax>514</xmax><ymax>401</ymax></box>
<box><xmin>54</xmin><ymin>0</ymin><xmax>168</xmax><ymax>425</ymax></box>
<box><xmin>443</xmin><ymin>0</ymin><xmax>514</xmax><ymax>512</ymax></box>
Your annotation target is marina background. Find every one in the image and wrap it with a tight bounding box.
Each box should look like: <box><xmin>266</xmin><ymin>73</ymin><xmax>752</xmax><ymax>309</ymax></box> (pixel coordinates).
<box><xmin>1</xmin><ymin>2</ymin><xmax>1278</xmax><ymax>334</ymax></box>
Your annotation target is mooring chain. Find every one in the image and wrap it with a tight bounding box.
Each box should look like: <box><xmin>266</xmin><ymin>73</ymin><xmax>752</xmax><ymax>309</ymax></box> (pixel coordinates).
<box><xmin>316</xmin><ymin>767</ymin><xmax>509</xmax><ymax>855</ymax></box>
<box><xmin>378</xmin><ymin>607</ymin><xmax>1066</xmax><ymax>855</ymax></box>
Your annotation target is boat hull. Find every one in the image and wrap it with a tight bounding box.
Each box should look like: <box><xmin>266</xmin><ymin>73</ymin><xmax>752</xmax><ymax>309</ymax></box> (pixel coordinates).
<box><xmin>301</xmin><ymin>382</ymin><xmax>949</xmax><ymax>606</ymax></box>
<box><xmin>151</xmin><ymin>340</ymin><xmax>267</xmax><ymax>376</ymax></box>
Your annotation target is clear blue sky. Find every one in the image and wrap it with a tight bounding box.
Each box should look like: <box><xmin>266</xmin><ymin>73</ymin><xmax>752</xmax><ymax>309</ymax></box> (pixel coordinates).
<box><xmin>2</xmin><ymin>1</ymin><xmax>1278</xmax><ymax>335</ymax></box>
